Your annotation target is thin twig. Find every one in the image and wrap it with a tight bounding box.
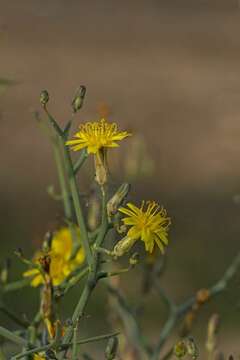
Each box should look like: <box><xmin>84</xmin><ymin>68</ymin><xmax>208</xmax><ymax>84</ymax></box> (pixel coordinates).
<box><xmin>0</xmin><ymin>326</ymin><xmax>28</xmax><ymax>347</ymax></box>
<box><xmin>107</xmin><ymin>284</ymin><xmax>151</xmax><ymax>358</ymax></box>
<box><xmin>151</xmin><ymin>252</ymin><xmax>240</xmax><ymax>360</ymax></box>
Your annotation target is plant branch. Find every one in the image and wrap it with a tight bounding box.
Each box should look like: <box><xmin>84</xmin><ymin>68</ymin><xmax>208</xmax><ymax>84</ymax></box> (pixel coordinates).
<box><xmin>0</xmin><ymin>327</ymin><xmax>28</xmax><ymax>347</ymax></box>
<box><xmin>2</xmin><ymin>279</ymin><xmax>30</xmax><ymax>293</ymax></box>
<box><xmin>151</xmin><ymin>252</ymin><xmax>240</xmax><ymax>360</ymax></box>
<box><xmin>107</xmin><ymin>284</ymin><xmax>151</xmax><ymax>358</ymax></box>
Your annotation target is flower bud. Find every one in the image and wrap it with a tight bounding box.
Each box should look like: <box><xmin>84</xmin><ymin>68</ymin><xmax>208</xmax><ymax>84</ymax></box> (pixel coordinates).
<box><xmin>105</xmin><ymin>336</ymin><xmax>118</xmax><ymax>360</ymax></box>
<box><xmin>107</xmin><ymin>183</ymin><xmax>130</xmax><ymax>218</ymax></box>
<box><xmin>94</xmin><ymin>150</ymin><xmax>108</xmax><ymax>186</ymax></box>
<box><xmin>0</xmin><ymin>258</ymin><xmax>10</xmax><ymax>284</ymax></box>
<box><xmin>206</xmin><ymin>314</ymin><xmax>220</xmax><ymax>354</ymax></box>
<box><xmin>186</xmin><ymin>337</ymin><xmax>199</xmax><ymax>359</ymax></box>
<box><xmin>196</xmin><ymin>288</ymin><xmax>210</xmax><ymax>304</ymax></box>
<box><xmin>129</xmin><ymin>252</ymin><xmax>139</xmax><ymax>266</ymax></box>
<box><xmin>42</xmin><ymin>231</ymin><xmax>53</xmax><ymax>253</ymax></box>
<box><xmin>71</xmin><ymin>85</ymin><xmax>86</xmax><ymax>113</ymax></box>
<box><xmin>40</xmin><ymin>90</ymin><xmax>49</xmax><ymax>107</ymax></box>
<box><xmin>113</xmin><ymin>236</ymin><xmax>137</xmax><ymax>257</ymax></box>
<box><xmin>174</xmin><ymin>340</ymin><xmax>187</xmax><ymax>358</ymax></box>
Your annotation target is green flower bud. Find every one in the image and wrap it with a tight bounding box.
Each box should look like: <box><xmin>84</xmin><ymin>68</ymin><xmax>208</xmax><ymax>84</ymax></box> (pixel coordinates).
<box><xmin>105</xmin><ymin>336</ymin><xmax>118</xmax><ymax>360</ymax></box>
<box><xmin>113</xmin><ymin>236</ymin><xmax>137</xmax><ymax>257</ymax></box>
<box><xmin>174</xmin><ymin>340</ymin><xmax>187</xmax><ymax>358</ymax></box>
<box><xmin>206</xmin><ymin>314</ymin><xmax>220</xmax><ymax>353</ymax></box>
<box><xmin>40</xmin><ymin>90</ymin><xmax>49</xmax><ymax>107</ymax></box>
<box><xmin>129</xmin><ymin>252</ymin><xmax>139</xmax><ymax>266</ymax></box>
<box><xmin>107</xmin><ymin>183</ymin><xmax>130</xmax><ymax>219</ymax></box>
<box><xmin>186</xmin><ymin>337</ymin><xmax>199</xmax><ymax>359</ymax></box>
<box><xmin>42</xmin><ymin>231</ymin><xmax>53</xmax><ymax>253</ymax></box>
<box><xmin>71</xmin><ymin>85</ymin><xmax>86</xmax><ymax>113</ymax></box>
<box><xmin>94</xmin><ymin>149</ymin><xmax>108</xmax><ymax>186</ymax></box>
<box><xmin>0</xmin><ymin>259</ymin><xmax>10</xmax><ymax>284</ymax></box>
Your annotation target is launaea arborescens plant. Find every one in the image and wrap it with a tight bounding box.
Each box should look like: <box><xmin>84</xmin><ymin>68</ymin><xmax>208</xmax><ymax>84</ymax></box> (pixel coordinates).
<box><xmin>0</xmin><ymin>87</ymin><xmax>239</xmax><ymax>360</ymax></box>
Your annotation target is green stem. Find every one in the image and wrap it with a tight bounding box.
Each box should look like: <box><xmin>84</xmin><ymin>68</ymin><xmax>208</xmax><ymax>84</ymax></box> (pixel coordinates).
<box><xmin>151</xmin><ymin>252</ymin><xmax>240</xmax><ymax>360</ymax></box>
<box><xmin>60</xmin><ymin>190</ymin><xmax>109</xmax><ymax>356</ymax></box>
<box><xmin>58</xmin><ymin>267</ymin><xmax>89</xmax><ymax>296</ymax></box>
<box><xmin>0</xmin><ymin>326</ymin><xmax>28</xmax><ymax>347</ymax></box>
<box><xmin>38</xmin><ymin>109</ymin><xmax>79</xmax><ymax>247</ymax></box>
<box><xmin>52</xmin><ymin>137</ymin><xmax>72</xmax><ymax>221</ymax></box>
<box><xmin>2</xmin><ymin>279</ymin><xmax>30</xmax><ymax>293</ymax></box>
<box><xmin>73</xmin><ymin>149</ymin><xmax>88</xmax><ymax>174</ymax></box>
<box><xmin>0</xmin><ymin>304</ymin><xmax>29</xmax><ymax>328</ymax></box>
<box><xmin>97</xmin><ymin>267</ymin><xmax>131</xmax><ymax>280</ymax></box>
<box><xmin>62</xmin><ymin>144</ymin><xmax>93</xmax><ymax>266</ymax></box>
<box><xmin>13</xmin><ymin>332</ymin><xmax>120</xmax><ymax>359</ymax></box>
<box><xmin>72</xmin><ymin>322</ymin><xmax>79</xmax><ymax>360</ymax></box>
<box><xmin>44</xmin><ymin>108</ymin><xmax>90</xmax><ymax>257</ymax></box>
<box><xmin>44</xmin><ymin>107</ymin><xmax>63</xmax><ymax>136</ymax></box>
<box><xmin>107</xmin><ymin>285</ymin><xmax>150</xmax><ymax>358</ymax></box>
<box><xmin>52</xmin><ymin>135</ymin><xmax>81</xmax><ymax>248</ymax></box>
<box><xmin>60</xmin><ymin>331</ymin><xmax>120</xmax><ymax>350</ymax></box>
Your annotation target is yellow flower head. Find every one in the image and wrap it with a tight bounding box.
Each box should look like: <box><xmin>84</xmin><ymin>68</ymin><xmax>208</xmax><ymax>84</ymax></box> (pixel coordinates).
<box><xmin>23</xmin><ymin>228</ymin><xmax>85</xmax><ymax>287</ymax></box>
<box><xmin>119</xmin><ymin>201</ymin><xmax>171</xmax><ymax>254</ymax></box>
<box><xmin>34</xmin><ymin>355</ymin><xmax>45</xmax><ymax>360</ymax></box>
<box><xmin>66</xmin><ymin>118</ymin><xmax>131</xmax><ymax>154</ymax></box>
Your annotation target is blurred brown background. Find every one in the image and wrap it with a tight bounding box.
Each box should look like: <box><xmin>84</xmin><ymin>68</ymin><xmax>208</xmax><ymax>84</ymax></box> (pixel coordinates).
<box><xmin>1</xmin><ymin>0</ymin><xmax>240</xmax><ymax>357</ymax></box>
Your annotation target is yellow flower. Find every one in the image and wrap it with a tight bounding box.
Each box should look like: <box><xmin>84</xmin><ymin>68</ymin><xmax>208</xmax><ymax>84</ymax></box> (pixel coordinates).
<box><xmin>23</xmin><ymin>228</ymin><xmax>85</xmax><ymax>287</ymax></box>
<box><xmin>66</xmin><ymin>118</ymin><xmax>131</xmax><ymax>154</ymax></box>
<box><xmin>118</xmin><ymin>201</ymin><xmax>171</xmax><ymax>254</ymax></box>
<box><xmin>34</xmin><ymin>355</ymin><xmax>45</xmax><ymax>360</ymax></box>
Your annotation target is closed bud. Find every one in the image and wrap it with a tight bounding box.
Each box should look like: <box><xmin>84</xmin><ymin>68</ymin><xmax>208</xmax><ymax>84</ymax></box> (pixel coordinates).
<box><xmin>186</xmin><ymin>337</ymin><xmax>199</xmax><ymax>359</ymax></box>
<box><xmin>196</xmin><ymin>288</ymin><xmax>210</xmax><ymax>304</ymax></box>
<box><xmin>0</xmin><ymin>258</ymin><xmax>10</xmax><ymax>284</ymax></box>
<box><xmin>206</xmin><ymin>314</ymin><xmax>220</xmax><ymax>354</ymax></box>
<box><xmin>42</xmin><ymin>232</ymin><xmax>53</xmax><ymax>253</ymax></box>
<box><xmin>71</xmin><ymin>85</ymin><xmax>86</xmax><ymax>113</ymax></box>
<box><xmin>105</xmin><ymin>336</ymin><xmax>118</xmax><ymax>360</ymax></box>
<box><xmin>40</xmin><ymin>90</ymin><xmax>49</xmax><ymax>107</ymax></box>
<box><xmin>174</xmin><ymin>340</ymin><xmax>187</xmax><ymax>358</ymax></box>
<box><xmin>65</xmin><ymin>318</ymin><xmax>73</xmax><ymax>327</ymax></box>
<box><xmin>107</xmin><ymin>183</ymin><xmax>130</xmax><ymax>219</ymax></box>
<box><xmin>94</xmin><ymin>150</ymin><xmax>108</xmax><ymax>186</ymax></box>
<box><xmin>129</xmin><ymin>252</ymin><xmax>139</xmax><ymax>266</ymax></box>
<box><xmin>113</xmin><ymin>236</ymin><xmax>137</xmax><ymax>257</ymax></box>
<box><xmin>15</xmin><ymin>248</ymin><xmax>24</xmax><ymax>258</ymax></box>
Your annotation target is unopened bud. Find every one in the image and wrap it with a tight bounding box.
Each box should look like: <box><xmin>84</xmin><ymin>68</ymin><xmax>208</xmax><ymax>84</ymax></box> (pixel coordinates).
<box><xmin>105</xmin><ymin>336</ymin><xmax>118</xmax><ymax>360</ymax></box>
<box><xmin>129</xmin><ymin>252</ymin><xmax>139</xmax><ymax>266</ymax></box>
<box><xmin>15</xmin><ymin>248</ymin><xmax>24</xmax><ymax>258</ymax></box>
<box><xmin>186</xmin><ymin>337</ymin><xmax>199</xmax><ymax>359</ymax></box>
<box><xmin>39</xmin><ymin>254</ymin><xmax>51</xmax><ymax>274</ymax></box>
<box><xmin>196</xmin><ymin>288</ymin><xmax>210</xmax><ymax>304</ymax></box>
<box><xmin>71</xmin><ymin>85</ymin><xmax>86</xmax><ymax>113</ymax></box>
<box><xmin>174</xmin><ymin>340</ymin><xmax>187</xmax><ymax>358</ymax></box>
<box><xmin>206</xmin><ymin>314</ymin><xmax>220</xmax><ymax>354</ymax></box>
<box><xmin>113</xmin><ymin>236</ymin><xmax>137</xmax><ymax>257</ymax></box>
<box><xmin>0</xmin><ymin>258</ymin><xmax>10</xmax><ymax>284</ymax></box>
<box><xmin>65</xmin><ymin>318</ymin><xmax>73</xmax><ymax>327</ymax></box>
<box><xmin>40</xmin><ymin>90</ymin><xmax>49</xmax><ymax>107</ymax></box>
<box><xmin>107</xmin><ymin>183</ymin><xmax>130</xmax><ymax>218</ymax></box>
<box><xmin>42</xmin><ymin>232</ymin><xmax>53</xmax><ymax>253</ymax></box>
<box><xmin>94</xmin><ymin>150</ymin><xmax>108</xmax><ymax>186</ymax></box>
